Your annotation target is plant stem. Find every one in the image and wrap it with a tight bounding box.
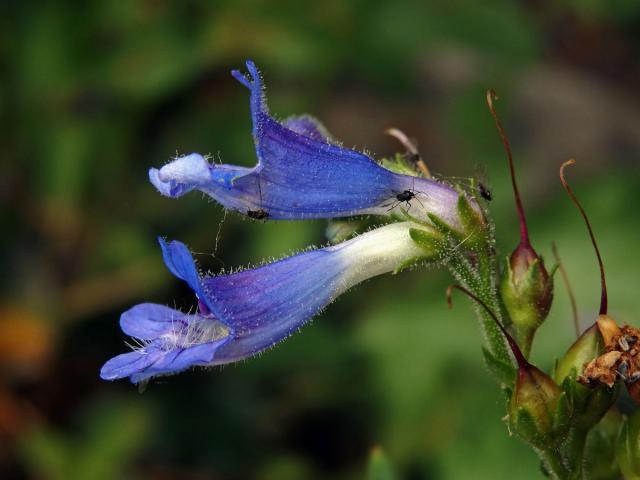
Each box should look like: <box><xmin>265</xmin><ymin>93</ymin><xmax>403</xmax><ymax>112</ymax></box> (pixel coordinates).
<box><xmin>538</xmin><ymin>448</ymin><xmax>571</xmax><ymax>479</ymax></box>
<box><xmin>447</xmin><ymin>248</ymin><xmax>511</xmax><ymax>365</ymax></box>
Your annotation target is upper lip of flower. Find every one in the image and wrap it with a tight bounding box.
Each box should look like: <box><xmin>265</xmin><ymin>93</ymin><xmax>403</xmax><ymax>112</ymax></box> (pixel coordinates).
<box><xmin>148</xmin><ymin>60</ymin><xmax>473</xmax><ymax>231</ymax></box>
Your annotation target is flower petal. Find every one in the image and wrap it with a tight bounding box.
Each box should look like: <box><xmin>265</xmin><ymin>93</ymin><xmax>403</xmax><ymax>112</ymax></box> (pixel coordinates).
<box><xmin>120</xmin><ymin>303</ymin><xmax>191</xmax><ymax>340</ymax></box>
<box><xmin>282</xmin><ymin>115</ymin><xmax>333</xmax><ymax>143</ymax></box>
<box><xmin>205</xmin><ymin>249</ymin><xmax>342</xmax><ymax>362</ymax></box>
<box><xmin>158</xmin><ymin>238</ymin><xmax>216</xmax><ymax>314</ymax></box>
<box><xmin>103</xmin><ymin>303</ymin><xmax>232</xmax><ymax>382</ymax></box>
<box><xmin>128</xmin><ymin>339</ymin><xmax>230</xmax><ymax>383</ymax></box>
<box><xmin>100</xmin><ymin>347</ymin><xmax>165</xmax><ymax>381</ymax></box>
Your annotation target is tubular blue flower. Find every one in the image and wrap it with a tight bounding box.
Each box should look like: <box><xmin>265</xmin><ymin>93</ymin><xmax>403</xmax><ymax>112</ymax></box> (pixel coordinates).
<box><xmin>149</xmin><ymin>60</ymin><xmax>474</xmax><ymax>231</ymax></box>
<box><xmin>100</xmin><ymin>222</ymin><xmax>439</xmax><ymax>383</ymax></box>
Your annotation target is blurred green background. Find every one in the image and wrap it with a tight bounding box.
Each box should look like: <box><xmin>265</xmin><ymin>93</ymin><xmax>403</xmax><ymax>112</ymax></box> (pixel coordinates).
<box><xmin>2</xmin><ymin>1</ymin><xmax>640</xmax><ymax>479</ymax></box>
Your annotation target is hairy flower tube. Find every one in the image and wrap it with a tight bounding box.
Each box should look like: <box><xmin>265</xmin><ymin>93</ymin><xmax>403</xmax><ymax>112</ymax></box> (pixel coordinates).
<box><xmin>101</xmin><ymin>222</ymin><xmax>440</xmax><ymax>383</ymax></box>
<box><xmin>149</xmin><ymin>60</ymin><xmax>475</xmax><ymax>231</ymax></box>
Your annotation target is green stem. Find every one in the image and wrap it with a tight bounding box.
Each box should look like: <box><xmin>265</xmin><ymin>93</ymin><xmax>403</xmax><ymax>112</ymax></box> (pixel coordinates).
<box><xmin>447</xmin><ymin>248</ymin><xmax>511</xmax><ymax>366</ymax></box>
<box><xmin>538</xmin><ymin>449</ymin><xmax>571</xmax><ymax>479</ymax></box>
<box><xmin>559</xmin><ymin>428</ymin><xmax>588</xmax><ymax>478</ymax></box>
<box><xmin>536</xmin><ymin>428</ymin><xmax>588</xmax><ymax>480</ymax></box>
<box><xmin>514</xmin><ymin>327</ymin><xmax>534</xmax><ymax>359</ymax></box>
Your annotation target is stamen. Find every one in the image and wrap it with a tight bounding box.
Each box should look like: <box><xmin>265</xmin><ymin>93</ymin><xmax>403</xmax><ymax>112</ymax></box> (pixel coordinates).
<box><xmin>385</xmin><ymin>128</ymin><xmax>431</xmax><ymax>178</ymax></box>
<box><xmin>559</xmin><ymin>159</ymin><xmax>608</xmax><ymax>315</ymax></box>
<box><xmin>551</xmin><ymin>241</ymin><xmax>580</xmax><ymax>337</ymax></box>
<box><xmin>447</xmin><ymin>284</ymin><xmax>528</xmax><ymax>368</ymax></box>
<box><xmin>486</xmin><ymin>90</ymin><xmax>530</xmax><ymax>248</ymax></box>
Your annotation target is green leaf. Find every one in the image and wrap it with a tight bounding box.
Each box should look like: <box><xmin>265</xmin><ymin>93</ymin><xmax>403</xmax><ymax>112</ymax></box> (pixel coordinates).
<box><xmin>482</xmin><ymin>347</ymin><xmax>516</xmax><ymax>387</ymax></box>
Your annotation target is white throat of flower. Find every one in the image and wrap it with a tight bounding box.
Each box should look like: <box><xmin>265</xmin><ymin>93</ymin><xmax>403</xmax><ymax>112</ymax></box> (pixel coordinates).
<box><xmin>331</xmin><ymin>222</ymin><xmax>436</xmax><ymax>293</ymax></box>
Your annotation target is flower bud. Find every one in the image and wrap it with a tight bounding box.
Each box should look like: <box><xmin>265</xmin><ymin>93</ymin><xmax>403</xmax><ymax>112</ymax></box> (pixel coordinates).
<box><xmin>500</xmin><ymin>242</ymin><xmax>553</xmax><ymax>356</ymax></box>
<box><xmin>485</xmin><ymin>90</ymin><xmax>553</xmax><ymax>357</ymax></box>
<box><xmin>509</xmin><ymin>363</ymin><xmax>564</xmax><ymax>448</ymax></box>
<box><xmin>553</xmin><ymin>323</ymin><xmax>616</xmax><ymax>431</ymax></box>
<box><xmin>554</xmin><ymin>324</ymin><xmax>604</xmax><ymax>385</ymax></box>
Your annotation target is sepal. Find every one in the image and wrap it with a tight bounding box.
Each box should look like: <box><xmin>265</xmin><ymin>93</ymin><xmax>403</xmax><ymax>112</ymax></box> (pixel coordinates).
<box><xmin>508</xmin><ymin>364</ymin><xmax>565</xmax><ymax>448</ymax></box>
<box><xmin>408</xmin><ymin>227</ymin><xmax>445</xmax><ymax>255</ymax></box>
<box><xmin>457</xmin><ymin>194</ymin><xmax>487</xmax><ymax>247</ymax></box>
<box><xmin>500</xmin><ymin>249</ymin><xmax>553</xmax><ymax>357</ymax></box>
<box><xmin>380</xmin><ymin>153</ymin><xmax>420</xmax><ymax>177</ymax></box>
<box><xmin>554</xmin><ymin>324</ymin><xmax>604</xmax><ymax>385</ymax></box>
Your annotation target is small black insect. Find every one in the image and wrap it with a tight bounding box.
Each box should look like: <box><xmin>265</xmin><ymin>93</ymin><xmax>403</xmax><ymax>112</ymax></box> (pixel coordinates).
<box><xmin>396</xmin><ymin>190</ymin><xmax>416</xmax><ymax>204</ymax></box>
<box><xmin>478</xmin><ymin>182</ymin><xmax>492</xmax><ymax>201</ymax></box>
<box><xmin>385</xmin><ymin>189</ymin><xmax>424</xmax><ymax>212</ymax></box>
<box><xmin>247</xmin><ymin>209</ymin><xmax>269</xmax><ymax>220</ymax></box>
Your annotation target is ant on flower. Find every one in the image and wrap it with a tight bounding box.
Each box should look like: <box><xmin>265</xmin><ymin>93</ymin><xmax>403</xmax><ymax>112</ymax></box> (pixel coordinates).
<box><xmin>246</xmin><ymin>177</ymin><xmax>270</xmax><ymax>221</ymax></box>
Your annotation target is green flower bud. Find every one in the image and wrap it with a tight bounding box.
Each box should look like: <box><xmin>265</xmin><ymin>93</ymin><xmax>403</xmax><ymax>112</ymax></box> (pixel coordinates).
<box><xmin>501</xmin><ymin>242</ymin><xmax>553</xmax><ymax>357</ymax></box>
<box><xmin>509</xmin><ymin>363</ymin><xmax>564</xmax><ymax>448</ymax></box>
<box><xmin>552</xmin><ymin>320</ymin><xmax>618</xmax><ymax>435</ymax></box>
<box><xmin>485</xmin><ymin>90</ymin><xmax>553</xmax><ymax>357</ymax></box>
<box><xmin>554</xmin><ymin>323</ymin><xmax>604</xmax><ymax>385</ymax></box>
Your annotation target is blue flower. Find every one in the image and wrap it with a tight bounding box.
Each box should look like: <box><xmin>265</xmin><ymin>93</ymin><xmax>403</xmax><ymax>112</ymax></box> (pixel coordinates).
<box><xmin>149</xmin><ymin>60</ymin><xmax>471</xmax><ymax>230</ymax></box>
<box><xmin>100</xmin><ymin>222</ymin><xmax>438</xmax><ymax>383</ymax></box>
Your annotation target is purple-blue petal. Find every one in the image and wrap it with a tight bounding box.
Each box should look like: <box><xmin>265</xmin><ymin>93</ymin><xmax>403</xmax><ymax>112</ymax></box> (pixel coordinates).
<box><xmin>128</xmin><ymin>339</ymin><xmax>230</xmax><ymax>383</ymax></box>
<box><xmin>158</xmin><ymin>238</ymin><xmax>217</xmax><ymax>315</ymax></box>
<box><xmin>120</xmin><ymin>303</ymin><xmax>189</xmax><ymax>340</ymax></box>
<box><xmin>101</xmin><ymin>337</ymin><xmax>231</xmax><ymax>383</ymax></box>
<box><xmin>203</xmin><ymin>249</ymin><xmax>345</xmax><ymax>363</ymax></box>
<box><xmin>100</xmin><ymin>347</ymin><xmax>165</xmax><ymax>381</ymax></box>
<box><xmin>102</xmin><ymin>302</ymin><xmax>232</xmax><ymax>383</ymax></box>
<box><xmin>282</xmin><ymin>115</ymin><xmax>333</xmax><ymax>143</ymax></box>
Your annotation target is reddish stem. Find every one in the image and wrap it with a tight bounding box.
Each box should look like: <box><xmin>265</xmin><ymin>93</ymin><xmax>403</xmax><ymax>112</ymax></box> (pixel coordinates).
<box><xmin>447</xmin><ymin>284</ymin><xmax>528</xmax><ymax>368</ymax></box>
<box><xmin>486</xmin><ymin>90</ymin><xmax>531</xmax><ymax>249</ymax></box>
<box><xmin>559</xmin><ymin>160</ymin><xmax>608</xmax><ymax>316</ymax></box>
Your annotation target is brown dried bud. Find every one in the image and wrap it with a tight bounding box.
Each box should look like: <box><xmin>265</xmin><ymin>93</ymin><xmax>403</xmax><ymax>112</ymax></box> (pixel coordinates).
<box><xmin>579</xmin><ymin>320</ymin><xmax>640</xmax><ymax>402</ymax></box>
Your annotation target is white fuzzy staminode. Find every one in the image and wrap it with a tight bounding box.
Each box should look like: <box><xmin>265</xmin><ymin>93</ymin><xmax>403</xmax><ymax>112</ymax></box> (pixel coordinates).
<box><xmin>331</xmin><ymin>222</ymin><xmax>437</xmax><ymax>293</ymax></box>
<box><xmin>160</xmin><ymin>315</ymin><xmax>230</xmax><ymax>351</ymax></box>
